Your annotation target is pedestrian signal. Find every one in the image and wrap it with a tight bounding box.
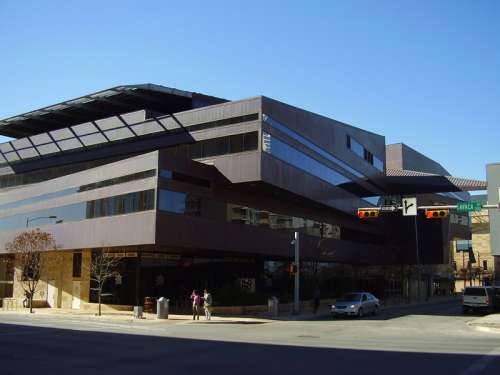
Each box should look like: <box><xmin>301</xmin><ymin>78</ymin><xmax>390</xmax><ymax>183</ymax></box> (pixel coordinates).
<box><xmin>287</xmin><ymin>262</ymin><xmax>298</xmax><ymax>275</ymax></box>
<box><xmin>425</xmin><ymin>209</ymin><xmax>449</xmax><ymax>219</ymax></box>
<box><xmin>357</xmin><ymin>209</ymin><xmax>379</xmax><ymax>219</ymax></box>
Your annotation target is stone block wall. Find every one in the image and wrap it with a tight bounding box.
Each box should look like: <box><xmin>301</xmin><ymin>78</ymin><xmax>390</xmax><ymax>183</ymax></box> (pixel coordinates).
<box><xmin>12</xmin><ymin>249</ymin><xmax>91</xmax><ymax>310</ymax></box>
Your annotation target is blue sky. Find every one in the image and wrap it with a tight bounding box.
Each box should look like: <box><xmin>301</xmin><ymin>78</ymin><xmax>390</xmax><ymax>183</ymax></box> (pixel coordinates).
<box><xmin>0</xmin><ymin>1</ymin><xmax>498</xmax><ymax>182</ymax></box>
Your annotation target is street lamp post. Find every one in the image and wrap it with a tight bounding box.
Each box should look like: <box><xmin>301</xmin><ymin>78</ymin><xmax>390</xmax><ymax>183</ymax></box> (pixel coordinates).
<box><xmin>25</xmin><ymin>216</ymin><xmax>58</xmax><ymax>228</ymax></box>
<box><xmin>293</xmin><ymin>231</ymin><xmax>300</xmax><ymax>315</ymax></box>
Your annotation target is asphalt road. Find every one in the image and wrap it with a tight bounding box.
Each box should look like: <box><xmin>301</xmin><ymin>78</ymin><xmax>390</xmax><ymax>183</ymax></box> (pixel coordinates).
<box><xmin>0</xmin><ymin>300</ymin><xmax>499</xmax><ymax>375</ymax></box>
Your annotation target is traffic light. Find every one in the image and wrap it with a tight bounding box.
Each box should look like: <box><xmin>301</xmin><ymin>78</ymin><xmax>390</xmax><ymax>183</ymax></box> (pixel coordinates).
<box><xmin>357</xmin><ymin>209</ymin><xmax>379</xmax><ymax>219</ymax></box>
<box><xmin>425</xmin><ymin>209</ymin><xmax>449</xmax><ymax>219</ymax></box>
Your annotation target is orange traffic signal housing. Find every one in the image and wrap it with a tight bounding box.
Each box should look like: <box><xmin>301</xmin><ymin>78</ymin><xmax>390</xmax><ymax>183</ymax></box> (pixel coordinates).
<box><xmin>425</xmin><ymin>209</ymin><xmax>449</xmax><ymax>219</ymax></box>
<box><xmin>357</xmin><ymin>209</ymin><xmax>379</xmax><ymax>219</ymax></box>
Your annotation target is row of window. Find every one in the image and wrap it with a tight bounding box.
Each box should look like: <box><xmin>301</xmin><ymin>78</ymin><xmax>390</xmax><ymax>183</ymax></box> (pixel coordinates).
<box><xmin>158</xmin><ymin>188</ymin><xmax>341</xmax><ymax>239</ymax></box>
<box><xmin>262</xmin><ymin>132</ymin><xmax>351</xmax><ymax>187</ymax></box>
<box><xmin>0</xmin><ymin>170</ymin><xmax>156</xmax><ymax>211</ymax></box>
<box><xmin>85</xmin><ymin>190</ymin><xmax>155</xmax><ymax>218</ymax></box>
<box><xmin>79</xmin><ymin>170</ymin><xmax>156</xmax><ymax>192</ymax></box>
<box><xmin>0</xmin><ymin>189</ymin><xmax>155</xmax><ymax>230</ymax></box>
<box><xmin>160</xmin><ymin>169</ymin><xmax>210</xmax><ymax>188</ymax></box>
<box><xmin>263</xmin><ymin>114</ymin><xmax>365</xmax><ymax>178</ymax></box>
<box><xmin>346</xmin><ymin>135</ymin><xmax>384</xmax><ymax>172</ymax></box>
<box><xmin>187</xmin><ymin>131</ymin><xmax>258</xmax><ymax>159</ymax></box>
<box><xmin>0</xmin><ymin>113</ymin><xmax>259</xmax><ymax>167</ymax></box>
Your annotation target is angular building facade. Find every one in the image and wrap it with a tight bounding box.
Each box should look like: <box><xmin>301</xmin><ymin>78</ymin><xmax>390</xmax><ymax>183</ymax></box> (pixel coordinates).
<box><xmin>0</xmin><ymin>84</ymin><xmax>486</xmax><ymax>310</ymax></box>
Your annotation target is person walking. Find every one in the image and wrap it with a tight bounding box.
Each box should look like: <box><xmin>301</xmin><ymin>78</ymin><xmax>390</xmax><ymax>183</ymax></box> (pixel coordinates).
<box><xmin>312</xmin><ymin>288</ymin><xmax>321</xmax><ymax>314</ymax></box>
<box><xmin>203</xmin><ymin>289</ymin><xmax>213</xmax><ymax>321</ymax></box>
<box><xmin>190</xmin><ymin>290</ymin><xmax>201</xmax><ymax>320</ymax></box>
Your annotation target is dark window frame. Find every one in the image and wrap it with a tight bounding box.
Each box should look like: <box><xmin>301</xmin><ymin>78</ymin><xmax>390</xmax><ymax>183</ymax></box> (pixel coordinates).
<box><xmin>72</xmin><ymin>252</ymin><xmax>82</xmax><ymax>278</ymax></box>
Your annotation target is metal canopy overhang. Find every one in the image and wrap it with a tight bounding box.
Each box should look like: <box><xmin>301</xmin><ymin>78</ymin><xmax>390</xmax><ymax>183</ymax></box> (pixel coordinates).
<box><xmin>0</xmin><ymin>84</ymin><xmax>227</xmax><ymax>138</ymax></box>
<box><xmin>372</xmin><ymin>169</ymin><xmax>487</xmax><ymax>195</ymax></box>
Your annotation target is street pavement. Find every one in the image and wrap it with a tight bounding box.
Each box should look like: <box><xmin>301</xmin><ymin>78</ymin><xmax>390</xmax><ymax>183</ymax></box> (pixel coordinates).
<box><xmin>0</xmin><ymin>299</ymin><xmax>499</xmax><ymax>374</ymax></box>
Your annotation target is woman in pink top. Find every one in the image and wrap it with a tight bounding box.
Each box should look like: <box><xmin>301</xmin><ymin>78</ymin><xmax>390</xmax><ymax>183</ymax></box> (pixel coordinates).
<box><xmin>190</xmin><ymin>290</ymin><xmax>201</xmax><ymax>320</ymax></box>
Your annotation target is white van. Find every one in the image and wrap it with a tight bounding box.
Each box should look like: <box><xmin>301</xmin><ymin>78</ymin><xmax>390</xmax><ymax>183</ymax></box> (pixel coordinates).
<box><xmin>462</xmin><ymin>286</ymin><xmax>497</xmax><ymax>313</ymax></box>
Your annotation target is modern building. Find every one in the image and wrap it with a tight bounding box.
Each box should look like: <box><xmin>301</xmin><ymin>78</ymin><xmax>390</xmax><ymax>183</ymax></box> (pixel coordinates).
<box><xmin>0</xmin><ymin>84</ymin><xmax>487</xmax><ymax>310</ymax></box>
<box><xmin>487</xmin><ymin>163</ymin><xmax>500</xmax><ymax>282</ymax></box>
<box><xmin>453</xmin><ymin>194</ymin><xmax>496</xmax><ymax>289</ymax></box>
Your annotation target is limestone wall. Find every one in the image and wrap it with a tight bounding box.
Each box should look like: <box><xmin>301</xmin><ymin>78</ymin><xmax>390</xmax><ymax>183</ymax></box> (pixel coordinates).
<box><xmin>12</xmin><ymin>249</ymin><xmax>91</xmax><ymax>310</ymax></box>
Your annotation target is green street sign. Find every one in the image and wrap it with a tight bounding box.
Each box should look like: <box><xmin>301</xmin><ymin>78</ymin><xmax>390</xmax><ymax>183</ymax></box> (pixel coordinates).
<box><xmin>456</xmin><ymin>201</ymin><xmax>482</xmax><ymax>213</ymax></box>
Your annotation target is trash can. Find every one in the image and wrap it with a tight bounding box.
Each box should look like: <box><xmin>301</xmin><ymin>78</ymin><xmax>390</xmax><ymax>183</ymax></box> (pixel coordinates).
<box><xmin>133</xmin><ymin>305</ymin><xmax>143</xmax><ymax>319</ymax></box>
<box><xmin>268</xmin><ymin>296</ymin><xmax>279</xmax><ymax>317</ymax></box>
<box><xmin>144</xmin><ymin>297</ymin><xmax>155</xmax><ymax>313</ymax></box>
<box><xmin>157</xmin><ymin>297</ymin><xmax>169</xmax><ymax>319</ymax></box>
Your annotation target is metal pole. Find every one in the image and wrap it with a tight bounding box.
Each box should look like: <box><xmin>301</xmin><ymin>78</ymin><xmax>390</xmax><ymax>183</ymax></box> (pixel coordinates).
<box><xmin>462</xmin><ymin>251</ymin><xmax>465</xmax><ymax>292</ymax></box>
<box><xmin>414</xmin><ymin>215</ymin><xmax>421</xmax><ymax>303</ymax></box>
<box><xmin>469</xmin><ymin>257</ymin><xmax>473</xmax><ymax>287</ymax></box>
<box><xmin>294</xmin><ymin>231</ymin><xmax>300</xmax><ymax>315</ymax></box>
<box><xmin>477</xmin><ymin>253</ymin><xmax>481</xmax><ymax>286</ymax></box>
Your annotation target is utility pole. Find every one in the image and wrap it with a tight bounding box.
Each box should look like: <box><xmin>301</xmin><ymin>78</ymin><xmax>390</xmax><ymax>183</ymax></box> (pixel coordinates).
<box><xmin>293</xmin><ymin>231</ymin><xmax>300</xmax><ymax>315</ymax></box>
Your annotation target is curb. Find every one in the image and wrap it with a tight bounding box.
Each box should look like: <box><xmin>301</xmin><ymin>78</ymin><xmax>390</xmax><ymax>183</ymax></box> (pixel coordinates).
<box><xmin>467</xmin><ymin>322</ymin><xmax>500</xmax><ymax>334</ymax></box>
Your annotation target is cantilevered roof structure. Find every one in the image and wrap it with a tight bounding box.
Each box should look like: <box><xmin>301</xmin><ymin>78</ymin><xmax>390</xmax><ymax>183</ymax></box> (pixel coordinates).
<box><xmin>375</xmin><ymin>168</ymin><xmax>487</xmax><ymax>194</ymax></box>
<box><xmin>0</xmin><ymin>84</ymin><xmax>226</xmax><ymax>138</ymax></box>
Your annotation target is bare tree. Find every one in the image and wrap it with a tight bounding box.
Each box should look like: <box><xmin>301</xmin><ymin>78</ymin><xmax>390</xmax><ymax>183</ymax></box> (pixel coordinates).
<box><xmin>89</xmin><ymin>250</ymin><xmax>122</xmax><ymax>316</ymax></box>
<box><xmin>5</xmin><ymin>229</ymin><xmax>56</xmax><ymax>313</ymax></box>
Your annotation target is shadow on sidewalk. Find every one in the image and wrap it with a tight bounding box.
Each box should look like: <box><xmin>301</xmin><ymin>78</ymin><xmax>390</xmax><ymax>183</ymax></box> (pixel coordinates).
<box><xmin>0</xmin><ymin>322</ymin><xmax>497</xmax><ymax>375</ymax></box>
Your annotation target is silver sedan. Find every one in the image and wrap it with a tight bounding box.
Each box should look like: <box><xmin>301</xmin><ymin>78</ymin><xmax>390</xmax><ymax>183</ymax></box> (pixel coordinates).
<box><xmin>331</xmin><ymin>292</ymin><xmax>380</xmax><ymax>317</ymax></box>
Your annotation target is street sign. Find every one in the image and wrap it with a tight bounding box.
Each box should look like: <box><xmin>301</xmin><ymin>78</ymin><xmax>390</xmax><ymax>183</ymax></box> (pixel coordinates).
<box><xmin>402</xmin><ymin>197</ymin><xmax>417</xmax><ymax>216</ymax></box>
<box><xmin>456</xmin><ymin>201</ymin><xmax>482</xmax><ymax>213</ymax></box>
<box><xmin>379</xmin><ymin>205</ymin><xmax>398</xmax><ymax>213</ymax></box>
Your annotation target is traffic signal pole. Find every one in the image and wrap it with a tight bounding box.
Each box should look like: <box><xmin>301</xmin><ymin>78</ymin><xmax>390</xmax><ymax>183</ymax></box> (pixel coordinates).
<box><xmin>414</xmin><ymin>215</ymin><xmax>421</xmax><ymax>303</ymax></box>
<box><xmin>357</xmin><ymin>203</ymin><xmax>499</xmax><ymax>212</ymax></box>
<box><xmin>357</xmin><ymin>200</ymin><xmax>500</xmax><ymax>302</ymax></box>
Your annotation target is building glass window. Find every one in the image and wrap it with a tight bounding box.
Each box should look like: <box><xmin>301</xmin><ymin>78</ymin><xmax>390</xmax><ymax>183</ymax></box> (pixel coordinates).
<box><xmin>86</xmin><ymin>190</ymin><xmax>154</xmax><ymax>218</ymax></box>
<box><xmin>0</xmin><ymin>169</ymin><xmax>156</xmax><ymax>211</ymax></box>
<box><xmin>262</xmin><ymin>132</ymin><xmax>351</xmax><ymax>187</ymax></box>
<box><xmin>483</xmin><ymin>260</ymin><xmax>488</xmax><ymax>271</ymax></box>
<box><xmin>227</xmin><ymin>203</ymin><xmax>341</xmax><ymax>239</ymax></box>
<box><xmin>263</xmin><ymin>114</ymin><xmax>364</xmax><ymax>178</ymax></box>
<box><xmin>347</xmin><ymin>134</ymin><xmax>384</xmax><ymax>172</ymax></box>
<box><xmin>455</xmin><ymin>240</ymin><xmax>472</xmax><ymax>252</ymax></box>
<box><xmin>364</xmin><ymin>149</ymin><xmax>374</xmax><ymax>164</ymax></box>
<box><xmin>184</xmin><ymin>131</ymin><xmax>258</xmax><ymax>160</ymax></box>
<box><xmin>159</xmin><ymin>189</ymin><xmax>201</xmax><ymax>216</ymax></box>
<box><xmin>73</xmin><ymin>252</ymin><xmax>82</xmax><ymax>278</ymax></box>
<box><xmin>159</xmin><ymin>170</ymin><xmax>210</xmax><ymax>188</ymax></box>
<box><xmin>229</xmin><ymin>134</ymin><xmax>244</xmax><ymax>153</ymax></box>
<box><xmin>157</xmin><ymin>187</ymin><xmax>341</xmax><ymax>240</ymax></box>
<box><xmin>0</xmin><ymin>189</ymin><xmax>155</xmax><ymax>231</ymax></box>
<box><xmin>362</xmin><ymin>196</ymin><xmax>380</xmax><ymax>206</ymax></box>
<box><xmin>373</xmin><ymin>156</ymin><xmax>384</xmax><ymax>171</ymax></box>
<box><xmin>348</xmin><ymin>136</ymin><xmax>364</xmax><ymax>158</ymax></box>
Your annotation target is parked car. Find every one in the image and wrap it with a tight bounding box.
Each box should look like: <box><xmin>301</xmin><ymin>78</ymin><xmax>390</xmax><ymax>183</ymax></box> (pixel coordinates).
<box><xmin>462</xmin><ymin>286</ymin><xmax>500</xmax><ymax>314</ymax></box>
<box><xmin>331</xmin><ymin>292</ymin><xmax>380</xmax><ymax>317</ymax></box>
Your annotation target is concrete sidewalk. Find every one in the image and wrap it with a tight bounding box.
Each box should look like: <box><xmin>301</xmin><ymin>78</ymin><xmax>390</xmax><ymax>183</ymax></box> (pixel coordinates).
<box><xmin>0</xmin><ymin>296</ymin><xmax>460</xmax><ymax>324</ymax></box>
<box><xmin>468</xmin><ymin>313</ymin><xmax>500</xmax><ymax>332</ymax></box>
<box><xmin>0</xmin><ymin>308</ymin><xmax>272</xmax><ymax>324</ymax></box>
